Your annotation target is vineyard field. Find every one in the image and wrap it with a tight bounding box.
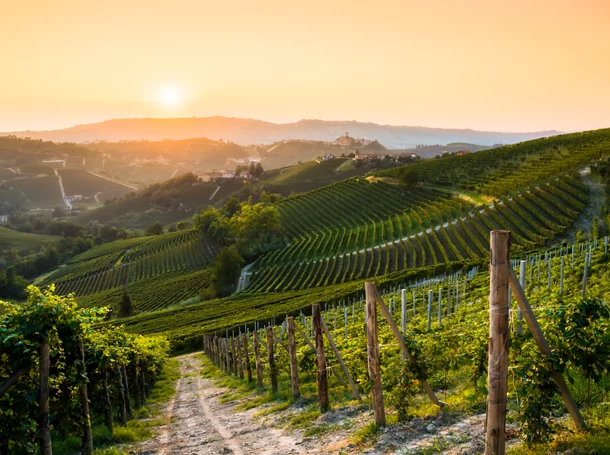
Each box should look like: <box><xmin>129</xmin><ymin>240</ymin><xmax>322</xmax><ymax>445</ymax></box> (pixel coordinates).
<box><xmin>41</xmin><ymin>229</ymin><xmax>219</xmax><ymax>301</ymax></box>
<box><xmin>57</xmin><ymin>169</ymin><xmax>133</xmax><ymax>198</ymax></box>
<box><xmin>247</xmin><ymin>175</ymin><xmax>589</xmax><ymax>292</ymax></box>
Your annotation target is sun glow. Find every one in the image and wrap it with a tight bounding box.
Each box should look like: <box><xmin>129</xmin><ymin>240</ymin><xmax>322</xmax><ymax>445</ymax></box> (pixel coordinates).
<box><xmin>157</xmin><ymin>86</ymin><xmax>184</xmax><ymax>109</ymax></box>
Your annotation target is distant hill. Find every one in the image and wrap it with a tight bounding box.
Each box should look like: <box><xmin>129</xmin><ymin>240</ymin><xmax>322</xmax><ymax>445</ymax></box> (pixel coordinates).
<box><xmin>74</xmin><ymin>173</ymin><xmax>242</xmax><ymax>229</ymax></box>
<box><xmin>5</xmin><ymin>117</ymin><xmax>560</xmax><ymax>149</ymax></box>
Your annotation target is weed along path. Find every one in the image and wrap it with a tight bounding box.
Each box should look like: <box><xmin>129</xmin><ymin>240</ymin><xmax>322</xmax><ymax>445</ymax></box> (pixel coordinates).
<box><xmin>137</xmin><ymin>354</ymin><xmax>307</xmax><ymax>455</ymax></box>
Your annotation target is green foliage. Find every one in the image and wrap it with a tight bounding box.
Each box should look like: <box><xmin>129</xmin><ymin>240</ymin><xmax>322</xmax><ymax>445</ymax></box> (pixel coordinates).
<box><xmin>195</xmin><ymin>201</ymin><xmax>284</xmax><ymax>259</ymax></box>
<box><xmin>119</xmin><ymin>292</ymin><xmax>135</xmax><ymax>317</ymax></box>
<box><xmin>0</xmin><ymin>286</ymin><xmax>169</xmax><ymax>453</ymax></box>
<box><xmin>212</xmin><ymin>246</ymin><xmax>244</xmax><ymax>296</ymax></box>
<box><xmin>144</xmin><ymin>221</ymin><xmax>164</xmax><ymax>236</ymax></box>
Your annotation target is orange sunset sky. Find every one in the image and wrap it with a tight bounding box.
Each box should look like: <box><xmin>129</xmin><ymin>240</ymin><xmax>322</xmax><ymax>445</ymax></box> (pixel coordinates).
<box><xmin>1</xmin><ymin>0</ymin><xmax>609</xmax><ymax>133</ymax></box>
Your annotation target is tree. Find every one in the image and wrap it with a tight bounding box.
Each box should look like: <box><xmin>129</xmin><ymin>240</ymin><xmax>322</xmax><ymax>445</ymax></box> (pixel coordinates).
<box><xmin>398</xmin><ymin>166</ymin><xmax>422</xmax><ymax>188</ymax></box>
<box><xmin>212</xmin><ymin>246</ymin><xmax>244</xmax><ymax>296</ymax></box>
<box><xmin>145</xmin><ymin>222</ymin><xmax>164</xmax><ymax>236</ymax></box>
<box><xmin>119</xmin><ymin>292</ymin><xmax>136</xmax><ymax>317</ymax></box>
<box><xmin>253</xmin><ymin>162</ymin><xmax>264</xmax><ymax>178</ymax></box>
<box><xmin>228</xmin><ymin>203</ymin><xmax>284</xmax><ymax>257</ymax></box>
<box><xmin>176</xmin><ymin>221</ymin><xmax>191</xmax><ymax>231</ymax></box>
<box><xmin>223</xmin><ymin>197</ymin><xmax>241</xmax><ymax>218</ymax></box>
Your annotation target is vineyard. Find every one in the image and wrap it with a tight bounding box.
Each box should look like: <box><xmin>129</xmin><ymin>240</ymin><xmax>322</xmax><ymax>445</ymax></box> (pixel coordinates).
<box><xmin>56</xmin><ymin>169</ymin><xmax>133</xmax><ymax>198</ymax></box>
<box><xmin>378</xmin><ymin>128</ymin><xmax>610</xmax><ymax>195</ymax></box>
<box><xmin>40</xmin><ymin>229</ymin><xmax>219</xmax><ymax>307</ymax></box>
<box><xmin>246</xmin><ymin>174</ymin><xmax>589</xmax><ymax>292</ymax></box>
<box><xmin>201</xmin><ymin>234</ymin><xmax>610</xmax><ymax>451</ymax></box>
<box><xmin>0</xmin><ymin>287</ymin><xmax>170</xmax><ymax>454</ymax></box>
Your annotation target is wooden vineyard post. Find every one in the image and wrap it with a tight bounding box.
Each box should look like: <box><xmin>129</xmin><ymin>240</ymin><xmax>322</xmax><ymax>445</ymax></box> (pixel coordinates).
<box><xmin>312</xmin><ymin>304</ymin><xmax>330</xmax><ymax>412</ymax></box>
<box><xmin>321</xmin><ymin>319</ymin><xmax>362</xmax><ymax>402</ymax></box>
<box><xmin>582</xmin><ymin>252</ymin><xmax>589</xmax><ymax>298</ymax></box>
<box><xmin>253</xmin><ymin>331</ymin><xmax>264</xmax><ymax>388</ymax></box>
<box><xmin>116</xmin><ymin>367</ymin><xmax>128</xmax><ymax>425</ymax></box>
<box><xmin>401</xmin><ymin>288</ymin><xmax>407</xmax><ymax>361</ymax></box>
<box><xmin>39</xmin><ymin>331</ymin><xmax>52</xmax><ymax>455</ymax></box>
<box><xmin>508</xmin><ymin>268</ymin><xmax>585</xmax><ymax>429</ymax></box>
<box><xmin>237</xmin><ymin>335</ymin><xmax>244</xmax><ymax>379</ymax></box>
<box><xmin>212</xmin><ymin>336</ymin><xmax>217</xmax><ymax>366</ymax></box>
<box><xmin>560</xmin><ymin>256</ymin><xmax>565</xmax><ymax>295</ymax></box>
<box><xmin>517</xmin><ymin>260</ymin><xmax>526</xmax><ymax>335</ymax></box>
<box><xmin>365</xmin><ymin>282</ymin><xmax>386</xmax><ymax>426</ymax></box>
<box><xmin>121</xmin><ymin>365</ymin><xmax>133</xmax><ymax>418</ymax></box>
<box><xmin>231</xmin><ymin>337</ymin><xmax>238</xmax><ymax>376</ymax></box>
<box><xmin>242</xmin><ymin>333</ymin><xmax>253</xmax><ymax>383</ymax></box>
<box><xmin>222</xmin><ymin>338</ymin><xmax>231</xmax><ymax>374</ymax></box>
<box><xmin>102</xmin><ymin>371</ymin><xmax>113</xmax><ymax>435</ymax></box>
<box><xmin>295</xmin><ymin>321</ymin><xmax>348</xmax><ymax>388</ymax></box>
<box><xmin>374</xmin><ymin>287</ymin><xmax>444</xmax><ymax>407</ymax></box>
<box><xmin>427</xmin><ymin>289</ymin><xmax>433</xmax><ymax>331</ymax></box>
<box><xmin>286</xmin><ymin>317</ymin><xmax>300</xmax><ymax>400</ymax></box>
<box><xmin>78</xmin><ymin>340</ymin><xmax>94</xmax><ymax>455</ymax></box>
<box><xmin>266</xmin><ymin>326</ymin><xmax>278</xmax><ymax>393</ymax></box>
<box><xmin>437</xmin><ymin>287</ymin><xmax>443</xmax><ymax>326</ymax></box>
<box><xmin>485</xmin><ymin>230</ymin><xmax>510</xmax><ymax>455</ymax></box>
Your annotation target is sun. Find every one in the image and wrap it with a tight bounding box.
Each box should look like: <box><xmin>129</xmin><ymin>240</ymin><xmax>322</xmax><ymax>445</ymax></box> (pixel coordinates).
<box><xmin>157</xmin><ymin>86</ymin><xmax>184</xmax><ymax>109</ymax></box>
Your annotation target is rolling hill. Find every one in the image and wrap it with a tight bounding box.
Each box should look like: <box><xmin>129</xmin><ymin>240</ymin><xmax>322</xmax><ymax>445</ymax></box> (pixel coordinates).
<box><xmin>5</xmin><ymin>116</ymin><xmax>560</xmax><ymax>149</ymax></box>
<box><xmin>73</xmin><ymin>172</ymin><xmax>243</xmax><ymax>229</ymax></box>
<box><xmin>0</xmin><ymin>226</ymin><xmax>62</xmax><ymax>253</ymax></box>
<box><xmin>36</xmin><ymin>127</ymin><xmax>610</xmax><ymax>351</ymax></box>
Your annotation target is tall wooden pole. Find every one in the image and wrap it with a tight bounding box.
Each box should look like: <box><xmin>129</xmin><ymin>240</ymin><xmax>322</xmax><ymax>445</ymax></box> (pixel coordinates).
<box><xmin>242</xmin><ymin>333</ymin><xmax>253</xmax><ymax>383</ymax></box>
<box><xmin>39</xmin><ymin>332</ymin><xmax>52</xmax><ymax>455</ymax></box>
<box><xmin>78</xmin><ymin>340</ymin><xmax>94</xmax><ymax>455</ymax></box>
<box><xmin>365</xmin><ymin>282</ymin><xmax>386</xmax><ymax>426</ymax></box>
<box><xmin>237</xmin><ymin>335</ymin><xmax>244</xmax><ymax>379</ymax></box>
<box><xmin>253</xmin><ymin>331</ymin><xmax>264</xmax><ymax>388</ymax></box>
<box><xmin>266</xmin><ymin>327</ymin><xmax>278</xmax><ymax>393</ymax></box>
<box><xmin>286</xmin><ymin>317</ymin><xmax>300</xmax><ymax>400</ymax></box>
<box><xmin>485</xmin><ymin>230</ymin><xmax>510</xmax><ymax>455</ymax></box>
<box><xmin>312</xmin><ymin>304</ymin><xmax>330</xmax><ymax>412</ymax></box>
<box><xmin>321</xmin><ymin>319</ymin><xmax>362</xmax><ymax>402</ymax></box>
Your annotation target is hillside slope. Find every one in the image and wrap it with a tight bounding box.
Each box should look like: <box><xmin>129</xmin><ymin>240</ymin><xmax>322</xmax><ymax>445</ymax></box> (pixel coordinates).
<box><xmin>73</xmin><ymin>173</ymin><xmax>243</xmax><ymax>229</ymax></box>
<box><xmin>5</xmin><ymin>117</ymin><xmax>559</xmax><ymax>148</ymax></box>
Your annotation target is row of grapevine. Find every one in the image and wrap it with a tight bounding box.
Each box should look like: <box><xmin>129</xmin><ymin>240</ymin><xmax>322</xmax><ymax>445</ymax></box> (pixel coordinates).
<box><xmin>202</xmin><ymin>234</ymin><xmax>610</xmax><ymax>449</ymax></box>
<box><xmin>43</xmin><ymin>230</ymin><xmax>219</xmax><ymax>297</ymax></box>
<box><xmin>0</xmin><ymin>287</ymin><xmax>170</xmax><ymax>453</ymax></box>
<box><xmin>247</xmin><ymin>177</ymin><xmax>588</xmax><ymax>292</ymax></box>
<box><xmin>378</xmin><ymin>128</ymin><xmax>610</xmax><ymax>195</ymax></box>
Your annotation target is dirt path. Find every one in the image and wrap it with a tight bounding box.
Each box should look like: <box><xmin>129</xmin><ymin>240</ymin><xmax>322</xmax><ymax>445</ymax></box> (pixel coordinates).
<box><xmin>137</xmin><ymin>354</ymin><xmax>307</xmax><ymax>455</ymax></box>
<box><xmin>560</xmin><ymin>170</ymin><xmax>606</xmax><ymax>244</ymax></box>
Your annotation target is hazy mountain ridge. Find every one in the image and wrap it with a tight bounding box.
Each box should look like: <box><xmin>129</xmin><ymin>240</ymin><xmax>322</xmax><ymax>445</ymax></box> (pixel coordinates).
<box><xmin>6</xmin><ymin>116</ymin><xmax>560</xmax><ymax>148</ymax></box>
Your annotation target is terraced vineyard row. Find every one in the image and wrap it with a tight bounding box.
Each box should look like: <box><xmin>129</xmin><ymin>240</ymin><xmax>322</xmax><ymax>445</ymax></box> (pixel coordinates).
<box><xmin>260</xmin><ymin>161</ymin><xmax>318</xmax><ymax>184</ymax></box>
<box><xmin>42</xmin><ymin>229</ymin><xmax>219</xmax><ymax>297</ymax></box>
<box><xmin>276</xmin><ymin>178</ymin><xmax>462</xmax><ymax>239</ymax></box>
<box><xmin>77</xmin><ymin>269</ymin><xmax>213</xmax><ymax>313</ymax></box>
<box><xmin>378</xmin><ymin>128</ymin><xmax>610</xmax><ymax>194</ymax></box>
<box><xmin>247</xmin><ymin>176</ymin><xmax>588</xmax><ymax>292</ymax></box>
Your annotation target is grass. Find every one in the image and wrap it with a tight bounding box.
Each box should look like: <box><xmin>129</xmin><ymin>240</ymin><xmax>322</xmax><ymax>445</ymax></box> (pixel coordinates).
<box><xmin>350</xmin><ymin>421</ymin><xmax>380</xmax><ymax>446</ymax></box>
<box><xmin>0</xmin><ymin>226</ymin><xmax>62</xmax><ymax>253</ymax></box>
<box><xmin>508</xmin><ymin>403</ymin><xmax>610</xmax><ymax>455</ymax></box>
<box><xmin>53</xmin><ymin>357</ymin><xmax>180</xmax><ymax>455</ymax></box>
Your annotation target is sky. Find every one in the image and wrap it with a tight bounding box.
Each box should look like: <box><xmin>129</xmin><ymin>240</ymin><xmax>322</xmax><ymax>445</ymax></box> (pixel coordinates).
<box><xmin>1</xmin><ymin>0</ymin><xmax>609</xmax><ymax>133</ymax></box>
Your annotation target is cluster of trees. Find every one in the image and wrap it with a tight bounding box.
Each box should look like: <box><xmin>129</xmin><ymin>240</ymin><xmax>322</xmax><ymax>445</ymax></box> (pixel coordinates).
<box><xmin>143</xmin><ymin>220</ymin><xmax>191</xmax><ymax>237</ymax></box>
<box><xmin>0</xmin><ymin>215</ymin><xmax>141</xmax><ymax>299</ymax></box>
<box><xmin>194</xmin><ymin>197</ymin><xmax>284</xmax><ymax>258</ymax></box>
<box><xmin>235</xmin><ymin>161</ymin><xmax>264</xmax><ymax>178</ymax></box>
<box><xmin>0</xmin><ymin>266</ymin><xmax>29</xmax><ymax>300</ymax></box>
<box><xmin>194</xmin><ymin>196</ymin><xmax>284</xmax><ymax>296</ymax></box>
